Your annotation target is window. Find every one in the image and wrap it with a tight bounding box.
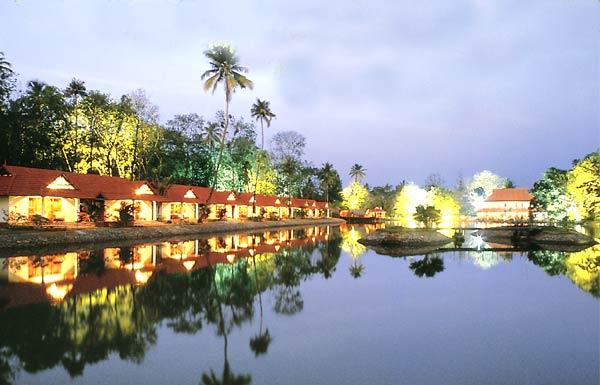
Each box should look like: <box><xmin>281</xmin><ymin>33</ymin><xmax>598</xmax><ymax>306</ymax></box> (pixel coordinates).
<box><xmin>28</xmin><ymin>197</ymin><xmax>42</xmax><ymax>217</ymax></box>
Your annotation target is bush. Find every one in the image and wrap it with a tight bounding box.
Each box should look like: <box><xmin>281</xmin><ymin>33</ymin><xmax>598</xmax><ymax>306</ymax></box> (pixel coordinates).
<box><xmin>118</xmin><ymin>202</ymin><xmax>135</xmax><ymax>226</ymax></box>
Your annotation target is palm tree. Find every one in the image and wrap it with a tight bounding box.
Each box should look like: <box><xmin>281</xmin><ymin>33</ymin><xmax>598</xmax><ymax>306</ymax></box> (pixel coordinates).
<box><xmin>319</xmin><ymin>162</ymin><xmax>337</xmax><ymax>203</ymax></box>
<box><xmin>64</xmin><ymin>78</ymin><xmax>87</xmax><ymax>165</ymax></box>
<box><xmin>349</xmin><ymin>261</ymin><xmax>365</xmax><ymax>278</ymax></box>
<box><xmin>250</xmin><ymin>98</ymin><xmax>275</xmax><ymax>214</ymax></box>
<box><xmin>349</xmin><ymin>163</ymin><xmax>366</xmax><ymax>183</ymax></box>
<box><xmin>201</xmin><ymin>45</ymin><xmax>253</xmax><ymax>195</ymax></box>
<box><xmin>0</xmin><ymin>51</ymin><xmax>14</xmax><ymax>78</ymax></box>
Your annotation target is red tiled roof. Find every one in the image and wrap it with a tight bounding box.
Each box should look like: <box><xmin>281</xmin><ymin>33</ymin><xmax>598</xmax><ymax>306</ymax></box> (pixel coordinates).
<box><xmin>485</xmin><ymin>188</ymin><xmax>533</xmax><ymax>202</ymax></box>
<box><xmin>315</xmin><ymin>201</ymin><xmax>329</xmax><ymax>209</ymax></box>
<box><xmin>0</xmin><ymin>165</ymin><xmax>164</xmax><ymax>201</ymax></box>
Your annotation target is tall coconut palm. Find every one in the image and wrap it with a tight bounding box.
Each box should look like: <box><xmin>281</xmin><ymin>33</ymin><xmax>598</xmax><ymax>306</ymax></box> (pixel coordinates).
<box><xmin>319</xmin><ymin>162</ymin><xmax>337</xmax><ymax>204</ymax></box>
<box><xmin>64</xmin><ymin>78</ymin><xmax>87</xmax><ymax>165</ymax></box>
<box><xmin>201</xmin><ymin>45</ymin><xmax>253</xmax><ymax>196</ymax></box>
<box><xmin>250</xmin><ymin>98</ymin><xmax>275</xmax><ymax>214</ymax></box>
<box><xmin>349</xmin><ymin>163</ymin><xmax>366</xmax><ymax>183</ymax></box>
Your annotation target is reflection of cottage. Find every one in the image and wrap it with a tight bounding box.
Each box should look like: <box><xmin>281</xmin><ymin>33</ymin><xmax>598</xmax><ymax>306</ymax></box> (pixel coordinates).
<box><xmin>476</xmin><ymin>188</ymin><xmax>533</xmax><ymax>221</ymax></box>
<box><xmin>365</xmin><ymin>207</ymin><xmax>386</xmax><ymax>218</ymax></box>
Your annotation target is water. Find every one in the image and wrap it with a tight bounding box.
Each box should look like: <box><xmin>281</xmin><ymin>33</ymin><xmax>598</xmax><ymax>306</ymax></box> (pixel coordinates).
<box><xmin>0</xmin><ymin>224</ymin><xmax>598</xmax><ymax>385</ymax></box>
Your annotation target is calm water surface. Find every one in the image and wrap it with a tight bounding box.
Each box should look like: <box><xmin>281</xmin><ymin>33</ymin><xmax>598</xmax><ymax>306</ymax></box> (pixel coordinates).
<box><xmin>0</xmin><ymin>224</ymin><xmax>598</xmax><ymax>385</ymax></box>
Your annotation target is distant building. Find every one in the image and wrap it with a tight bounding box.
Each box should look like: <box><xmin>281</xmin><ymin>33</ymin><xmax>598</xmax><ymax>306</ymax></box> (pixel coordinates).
<box><xmin>476</xmin><ymin>188</ymin><xmax>533</xmax><ymax>222</ymax></box>
<box><xmin>365</xmin><ymin>207</ymin><xmax>386</xmax><ymax>218</ymax></box>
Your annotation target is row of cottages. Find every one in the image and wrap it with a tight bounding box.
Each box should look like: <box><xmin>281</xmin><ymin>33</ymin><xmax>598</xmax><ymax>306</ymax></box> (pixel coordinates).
<box><xmin>0</xmin><ymin>165</ymin><xmax>330</xmax><ymax>223</ymax></box>
<box><xmin>476</xmin><ymin>188</ymin><xmax>533</xmax><ymax>221</ymax></box>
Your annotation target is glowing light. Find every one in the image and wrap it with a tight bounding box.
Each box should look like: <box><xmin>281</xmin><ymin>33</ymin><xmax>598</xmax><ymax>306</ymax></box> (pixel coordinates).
<box><xmin>274</xmin><ymin>245</ymin><xmax>281</xmax><ymax>251</ymax></box>
<box><xmin>248</xmin><ymin>248</ymin><xmax>255</xmax><ymax>256</ymax></box>
<box><xmin>135</xmin><ymin>184</ymin><xmax>154</xmax><ymax>195</ymax></box>
<box><xmin>226</xmin><ymin>254</ymin><xmax>236</xmax><ymax>263</ymax></box>
<box><xmin>183</xmin><ymin>261</ymin><xmax>196</xmax><ymax>271</ymax></box>
<box><xmin>393</xmin><ymin>184</ymin><xmax>427</xmax><ymax>228</ymax></box>
<box><xmin>134</xmin><ymin>270</ymin><xmax>152</xmax><ymax>284</ymax></box>
<box><xmin>46</xmin><ymin>283</ymin><xmax>72</xmax><ymax>301</ymax></box>
<box><xmin>184</xmin><ymin>189</ymin><xmax>197</xmax><ymax>199</ymax></box>
<box><xmin>47</xmin><ymin>176</ymin><xmax>75</xmax><ymax>190</ymax></box>
<box><xmin>473</xmin><ymin>235</ymin><xmax>486</xmax><ymax>250</ymax></box>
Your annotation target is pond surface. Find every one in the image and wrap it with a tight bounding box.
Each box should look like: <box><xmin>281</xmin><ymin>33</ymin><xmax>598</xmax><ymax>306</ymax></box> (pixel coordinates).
<box><xmin>0</xmin><ymin>224</ymin><xmax>598</xmax><ymax>385</ymax></box>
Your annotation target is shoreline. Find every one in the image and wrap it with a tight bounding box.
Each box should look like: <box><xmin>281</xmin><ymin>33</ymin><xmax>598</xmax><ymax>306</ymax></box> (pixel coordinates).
<box><xmin>0</xmin><ymin>218</ymin><xmax>345</xmax><ymax>258</ymax></box>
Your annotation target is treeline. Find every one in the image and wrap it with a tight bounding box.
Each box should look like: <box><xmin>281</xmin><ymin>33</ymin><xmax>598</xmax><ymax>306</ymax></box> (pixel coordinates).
<box><xmin>0</xmin><ymin>51</ymin><xmax>342</xmax><ymax>201</ymax></box>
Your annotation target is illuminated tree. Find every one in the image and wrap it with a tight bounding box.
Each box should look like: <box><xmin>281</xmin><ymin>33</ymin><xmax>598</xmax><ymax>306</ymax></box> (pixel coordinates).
<box><xmin>428</xmin><ymin>187</ymin><xmax>461</xmax><ymax>228</ymax></box>
<box><xmin>201</xmin><ymin>44</ymin><xmax>253</xmax><ymax>192</ymax></box>
<box><xmin>566</xmin><ymin>152</ymin><xmax>600</xmax><ymax>220</ymax></box>
<box><xmin>246</xmin><ymin>151</ymin><xmax>276</xmax><ymax>194</ymax></box>
<box><xmin>341</xmin><ymin>181</ymin><xmax>369</xmax><ymax>210</ymax></box>
<box><xmin>250</xmin><ymin>98</ymin><xmax>275</xmax><ymax>210</ymax></box>
<box><xmin>466</xmin><ymin>170</ymin><xmax>508</xmax><ymax>212</ymax></box>
<box><xmin>393</xmin><ymin>183</ymin><xmax>427</xmax><ymax>227</ymax></box>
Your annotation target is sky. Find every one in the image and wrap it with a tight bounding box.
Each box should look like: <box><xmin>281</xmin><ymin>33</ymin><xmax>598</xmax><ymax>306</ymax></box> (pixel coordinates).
<box><xmin>1</xmin><ymin>0</ymin><xmax>598</xmax><ymax>187</ymax></box>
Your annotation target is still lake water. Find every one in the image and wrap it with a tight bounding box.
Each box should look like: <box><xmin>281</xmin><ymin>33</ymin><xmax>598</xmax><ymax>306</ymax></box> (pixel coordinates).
<box><xmin>0</xmin><ymin>224</ymin><xmax>598</xmax><ymax>385</ymax></box>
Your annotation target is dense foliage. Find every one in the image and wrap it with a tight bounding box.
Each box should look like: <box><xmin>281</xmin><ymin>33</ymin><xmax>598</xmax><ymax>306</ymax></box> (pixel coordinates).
<box><xmin>0</xmin><ymin>52</ymin><xmax>342</xmax><ymax>202</ymax></box>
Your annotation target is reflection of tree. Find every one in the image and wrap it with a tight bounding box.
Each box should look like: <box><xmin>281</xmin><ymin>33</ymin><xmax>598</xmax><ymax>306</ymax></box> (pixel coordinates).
<box><xmin>409</xmin><ymin>256</ymin><xmax>444</xmax><ymax>278</ymax></box>
<box><xmin>0</xmin><ymin>231</ymin><xmax>344</xmax><ymax>384</ymax></box>
<box><xmin>78</xmin><ymin>250</ymin><xmax>106</xmax><ymax>276</ymax></box>
<box><xmin>349</xmin><ymin>262</ymin><xmax>365</xmax><ymax>279</ymax></box>
<box><xmin>249</xmin><ymin>255</ymin><xmax>271</xmax><ymax>357</ymax></box>
<box><xmin>341</xmin><ymin>227</ymin><xmax>367</xmax><ymax>259</ymax></box>
<box><xmin>273</xmin><ymin>286</ymin><xmax>304</xmax><ymax>315</ymax></box>
<box><xmin>564</xmin><ymin>245</ymin><xmax>600</xmax><ymax>298</ymax></box>
<box><xmin>528</xmin><ymin>250</ymin><xmax>567</xmax><ymax>276</ymax></box>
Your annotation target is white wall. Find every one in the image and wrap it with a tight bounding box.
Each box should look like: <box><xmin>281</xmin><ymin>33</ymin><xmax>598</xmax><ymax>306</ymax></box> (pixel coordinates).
<box><xmin>0</xmin><ymin>196</ymin><xmax>8</xmax><ymax>222</ymax></box>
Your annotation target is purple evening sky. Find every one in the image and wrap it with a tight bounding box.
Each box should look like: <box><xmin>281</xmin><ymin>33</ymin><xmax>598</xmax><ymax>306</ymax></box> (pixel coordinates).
<box><xmin>1</xmin><ymin>0</ymin><xmax>598</xmax><ymax>187</ymax></box>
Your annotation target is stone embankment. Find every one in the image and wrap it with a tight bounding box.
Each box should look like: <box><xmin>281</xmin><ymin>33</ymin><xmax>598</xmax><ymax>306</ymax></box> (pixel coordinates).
<box><xmin>475</xmin><ymin>226</ymin><xmax>597</xmax><ymax>247</ymax></box>
<box><xmin>0</xmin><ymin>218</ymin><xmax>345</xmax><ymax>257</ymax></box>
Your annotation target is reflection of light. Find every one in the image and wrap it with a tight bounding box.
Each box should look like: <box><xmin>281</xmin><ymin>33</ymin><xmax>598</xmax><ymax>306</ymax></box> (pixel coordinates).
<box><xmin>183</xmin><ymin>261</ymin><xmax>196</xmax><ymax>271</ymax></box>
<box><xmin>248</xmin><ymin>248</ymin><xmax>255</xmax><ymax>256</ymax></box>
<box><xmin>473</xmin><ymin>235</ymin><xmax>486</xmax><ymax>250</ymax></box>
<box><xmin>134</xmin><ymin>270</ymin><xmax>152</xmax><ymax>284</ymax></box>
<box><xmin>46</xmin><ymin>283</ymin><xmax>72</xmax><ymax>301</ymax></box>
<box><xmin>274</xmin><ymin>245</ymin><xmax>280</xmax><ymax>251</ymax></box>
<box><xmin>226</xmin><ymin>254</ymin><xmax>236</xmax><ymax>263</ymax></box>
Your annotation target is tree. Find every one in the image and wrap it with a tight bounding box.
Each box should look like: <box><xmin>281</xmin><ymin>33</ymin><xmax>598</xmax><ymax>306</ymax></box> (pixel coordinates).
<box><xmin>64</xmin><ymin>78</ymin><xmax>87</xmax><ymax>168</ymax></box>
<box><xmin>566</xmin><ymin>152</ymin><xmax>600</xmax><ymax>220</ymax></box>
<box><xmin>340</xmin><ymin>181</ymin><xmax>369</xmax><ymax>210</ymax></box>
<box><xmin>318</xmin><ymin>162</ymin><xmax>341</xmax><ymax>204</ymax></box>
<box><xmin>413</xmin><ymin>205</ymin><xmax>441</xmax><ymax>228</ymax></box>
<box><xmin>428</xmin><ymin>187</ymin><xmax>461</xmax><ymax>228</ymax></box>
<box><xmin>270</xmin><ymin>130</ymin><xmax>305</xmax><ymax>163</ymax></box>
<box><xmin>201</xmin><ymin>45</ymin><xmax>253</xmax><ymax>194</ymax></box>
<box><xmin>466</xmin><ymin>170</ymin><xmax>508</xmax><ymax>213</ymax></box>
<box><xmin>349</xmin><ymin>164</ymin><xmax>366</xmax><ymax>183</ymax></box>
<box><xmin>393</xmin><ymin>184</ymin><xmax>428</xmax><ymax>227</ymax></box>
<box><xmin>424</xmin><ymin>173</ymin><xmax>445</xmax><ymax>190</ymax></box>
<box><xmin>250</xmin><ymin>98</ymin><xmax>275</xmax><ymax>211</ymax></box>
<box><xmin>531</xmin><ymin>167</ymin><xmax>571</xmax><ymax>221</ymax></box>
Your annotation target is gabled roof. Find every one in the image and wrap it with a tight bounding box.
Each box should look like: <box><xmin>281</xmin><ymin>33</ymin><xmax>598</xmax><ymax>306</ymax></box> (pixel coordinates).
<box><xmin>163</xmin><ymin>184</ymin><xmax>212</xmax><ymax>203</ymax></box>
<box><xmin>485</xmin><ymin>188</ymin><xmax>533</xmax><ymax>202</ymax></box>
<box><xmin>315</xmin><ymin>201</ymin><xmax>329</xmax><ymax>209</ymax></box>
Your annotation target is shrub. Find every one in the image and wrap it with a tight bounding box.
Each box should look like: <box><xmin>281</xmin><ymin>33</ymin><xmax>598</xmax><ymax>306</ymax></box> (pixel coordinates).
<box><xmin>118</xmin><ymin>202</ymin><xmax>135</xmax><ymax>226</ymax></box>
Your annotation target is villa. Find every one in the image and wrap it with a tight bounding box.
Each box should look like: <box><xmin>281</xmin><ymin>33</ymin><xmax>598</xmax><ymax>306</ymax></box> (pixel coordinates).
<box><xmin>476</xmin><ymin>188</ymin><xmax>533</xmax><ymax>222</ymax></box>
<box><xmin>0</xmin><ymin>164</ymin><xmax>330</xmax><ymax>224</ymax></box>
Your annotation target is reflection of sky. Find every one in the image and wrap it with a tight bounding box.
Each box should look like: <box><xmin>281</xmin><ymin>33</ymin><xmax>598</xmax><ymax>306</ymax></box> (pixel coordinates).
<box><xmin>1</xmin><ymin>1</ymin><xmax>598</xmax><ymax>186</ymax></box>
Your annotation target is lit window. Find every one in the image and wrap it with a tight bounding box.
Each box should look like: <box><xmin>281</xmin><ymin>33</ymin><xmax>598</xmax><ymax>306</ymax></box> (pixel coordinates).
<box><xmin>47</xmin><ymin>176</ymin><xmax>75</xmax><ymax>190</ymax></box>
